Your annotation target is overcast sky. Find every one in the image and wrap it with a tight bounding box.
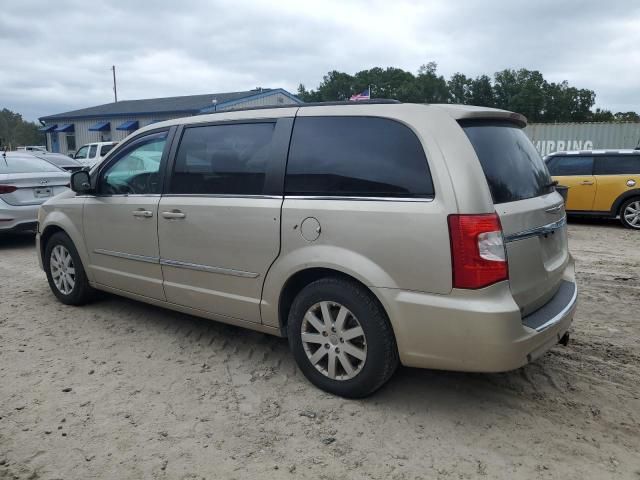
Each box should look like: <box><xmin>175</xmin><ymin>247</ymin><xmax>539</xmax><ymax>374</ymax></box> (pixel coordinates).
<box><xmin>1</xmin><ymin>0</ymin><xmax>638</xmax><ymax>122</ymax></box>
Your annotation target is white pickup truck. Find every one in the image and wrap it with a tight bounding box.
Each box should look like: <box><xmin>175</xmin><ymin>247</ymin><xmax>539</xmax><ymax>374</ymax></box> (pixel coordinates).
<box><xmin>73</xmin><ymin>141</ymin><xmax>117</xmax><ymax>166</ymax></box>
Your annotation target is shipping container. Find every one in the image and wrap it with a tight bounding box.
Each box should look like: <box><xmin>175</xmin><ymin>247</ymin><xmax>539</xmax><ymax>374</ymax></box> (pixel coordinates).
<box><xmin>525</xmin><ymin>122</ymin><xmax>640</xmax><ymax>156</ymax></box>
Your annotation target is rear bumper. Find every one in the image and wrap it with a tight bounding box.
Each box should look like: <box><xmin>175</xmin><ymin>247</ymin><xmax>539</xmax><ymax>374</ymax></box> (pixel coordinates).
<box><xmin>0</xmin><ymin>198</ymin><xmax>39</xmax><ymax>232</ymax></box>
<box><xmin>374</xmin><ymin>256</ymin><xmax>577</xmax><ymax>372</ymax></box>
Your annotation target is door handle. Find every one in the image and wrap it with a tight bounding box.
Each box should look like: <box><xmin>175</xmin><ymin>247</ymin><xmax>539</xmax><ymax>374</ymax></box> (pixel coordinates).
<box><xmin>161</xmin><ymin>210</ymin><xmax>186</xmax><ymax>219</ymax></box>
<box><xmin>579</xmin><ymin>180</ymin><xmax>594</xmax><ymax>185</ymax></box>
<box><xmin>132</xmin><ymin>209</ymin><xmax>153</xmax><ymax>218</ymax></box>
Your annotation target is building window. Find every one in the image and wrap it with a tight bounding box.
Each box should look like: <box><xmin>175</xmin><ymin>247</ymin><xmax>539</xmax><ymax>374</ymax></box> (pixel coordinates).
<box><xmin>66</xmin><ymin>134</ymin><xmax>76</xmax><ymax>152</ymax></box>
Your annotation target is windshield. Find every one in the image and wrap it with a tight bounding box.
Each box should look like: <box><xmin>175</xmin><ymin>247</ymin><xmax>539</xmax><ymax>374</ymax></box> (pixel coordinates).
<box><xmin>0</xmin><ymin>154</ymin><xmax>62</xmax><ymax>174</ymax></box>
<box><xmin>460</xmin><ymin>121</ymin><xmax>553</xmax><ymax>204</ymax></box>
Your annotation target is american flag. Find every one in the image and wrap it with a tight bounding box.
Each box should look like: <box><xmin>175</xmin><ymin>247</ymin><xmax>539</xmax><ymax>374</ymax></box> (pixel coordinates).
<box><xmin>349</xmin><ymin>87</ymin><xmax>371</xmax><ymax>101</ymax></box>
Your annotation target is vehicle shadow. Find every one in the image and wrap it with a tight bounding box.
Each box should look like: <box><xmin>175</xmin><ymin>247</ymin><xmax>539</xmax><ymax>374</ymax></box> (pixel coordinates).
<box><xmin>567</xmin><ymin>215</ymin><xmax>621</xmax><ymax>229</ymax></box>
<box><xmin>0</xmin><ymin>232</ymin><xmax>36</xmax><ymax>250</ymax></box>
<box><xmin>88</xmin><ymin>290</ymin><xmax>572</xmax><ymax>416</ymax></box>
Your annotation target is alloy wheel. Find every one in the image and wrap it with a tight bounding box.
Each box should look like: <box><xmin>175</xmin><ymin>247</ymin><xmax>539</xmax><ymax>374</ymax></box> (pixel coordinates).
<box><xmin>50</xmin><ymin>245</ymin><xmax>76</xmax><ymax>295</ymax></box>
<box><xmin>623</xmin><ymin>200</ymin><xmax>640</xmax><ymax>228</ymax></box>
<box><xmin>300</xmin><ymin>301</ymin><xmax>367</xmax><ymax>380</ymax></box>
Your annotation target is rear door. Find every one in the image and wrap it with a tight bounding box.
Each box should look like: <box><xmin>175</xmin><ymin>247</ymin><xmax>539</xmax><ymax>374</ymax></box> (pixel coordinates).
<box><xmin>157</xmin><ymin>118</ymin><xmax>292</xmax><ymax>323</ymax></box>
<box><xmin>593</xmin><ymin>155</ymin><xmax>640</xmax><ymax>212</ymax></box>
<box><xmin>547</xmin><ymin>155</ymin><xmax>596</xmax><ymax>211</ymax></box>
<box><xmin>461</xmin><ymin>121</ymin><xmax>570</xmax><ymax>316</ymax></box>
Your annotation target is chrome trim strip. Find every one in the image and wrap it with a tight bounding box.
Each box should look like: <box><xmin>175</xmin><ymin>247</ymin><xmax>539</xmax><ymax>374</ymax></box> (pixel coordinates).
<box><xmin>545</xmin><ymin>203</ymin><xmax>564</xmax><ymax>214</ymax></box>
<box><xmin>285</xmin><ymin>195</ymin><xmax>435</xmax><ymax>203</ymax></box>
<box><xmin>161</xmin><ymin>194</ymin><xmax>283</xmax><ymax>199</ymax></box>
<box><xmin>94</xmin><ymin>249</ymin><xmax>159</xmax><ymax>264</ymax></box>
<box><xmin>91</xmin><ymin>194</ymin><xmax>162</xmax><ymax>198</ymax></box>
<box><xmin>159</xmin><ymin>259</ymin><xmax>259</xmax><ymax>278</ymax></box>
<box><xmin>94</xmin><ymin>249</ymin><xmax>260</xmax><ymax>278</ymax></box>
<box><xmin>504</xmin><ymin>216</ymin><xmax>567</xmax><ymax>243</ymax></box>
<box><xmin>534</xmin><ymin>283</ymin><xmax>577</xmax><ymax>332</ymax></box>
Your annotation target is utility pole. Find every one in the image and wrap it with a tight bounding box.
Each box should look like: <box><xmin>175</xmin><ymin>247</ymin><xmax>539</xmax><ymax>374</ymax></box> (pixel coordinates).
<box><xmin>112</xmin><ymin>65</ymin><xmax>118</xmax><ymax>102</ymax></box>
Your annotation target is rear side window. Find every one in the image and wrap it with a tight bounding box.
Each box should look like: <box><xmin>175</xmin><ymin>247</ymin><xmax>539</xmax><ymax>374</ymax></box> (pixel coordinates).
<box><xmin>461</xmin><ymin>121</ymin><xmax>553</xmax><ymax>204</ymax></box>
<box><xmin>100</xmin><ymin>144</ymin><xmax>115</xmax><ymax>156</ymax></box>
<box><xmin>89</xmin><ymin>145</ymin><xmax>98</xmax><ymax>158</ymax></box>
<box><xmin>170</xmin><ymin>123</ymin><xmax>275</xmax><ymax>195</ymax></box>
<box><xmin>594</xmin><ymin>155</ymin><xmax>640</xmax><ymax>175</ymax></box>
<box><xmin>547</xmin><ymin>156</ymin><xmax>594</xmax><ymax>176</ymax></box>
<box><xmin>285</xmin><ymin>116</ymin><xmax>434</xmax><ymax>197</ymax></box>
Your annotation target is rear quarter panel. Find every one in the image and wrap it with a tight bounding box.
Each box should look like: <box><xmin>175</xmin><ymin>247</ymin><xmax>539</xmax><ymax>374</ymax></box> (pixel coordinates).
<box><xmin>261</xmin><ymin>104</ymin><xmax>481</xmax><ymax>328</ymax></box>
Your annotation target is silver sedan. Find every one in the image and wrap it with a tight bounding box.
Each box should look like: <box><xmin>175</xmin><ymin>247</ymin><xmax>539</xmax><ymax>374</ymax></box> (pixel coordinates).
<box><xmin>0</xmin><ymin>152</ymin><xmax>70</xmax><ymax>233</ymax></box>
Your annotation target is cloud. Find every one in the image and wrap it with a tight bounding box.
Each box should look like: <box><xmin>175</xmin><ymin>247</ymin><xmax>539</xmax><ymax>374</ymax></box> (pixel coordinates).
<box><xmin>1</xmin><ymin>0</ymin><xmax>638</xmax><ymax>121</ymax></box>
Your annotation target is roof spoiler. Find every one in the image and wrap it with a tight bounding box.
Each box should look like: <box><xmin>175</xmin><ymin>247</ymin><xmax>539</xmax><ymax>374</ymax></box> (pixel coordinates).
<box><xmin>433</xmin><ymin>104</ymin><xmax>528</xmax><ymax>128</ymax></box>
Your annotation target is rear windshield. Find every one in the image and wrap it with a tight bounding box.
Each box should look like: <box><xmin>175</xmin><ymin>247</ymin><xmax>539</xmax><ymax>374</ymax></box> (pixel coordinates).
<box><xmin>460</xmin><ymin>121</ymin><xmax>553</xmax><ymax>204</ymax></box>
<box><xmin>0</xmin><ymin>155</ymin><xmax>61</xmax><ymax>174</ymax></box>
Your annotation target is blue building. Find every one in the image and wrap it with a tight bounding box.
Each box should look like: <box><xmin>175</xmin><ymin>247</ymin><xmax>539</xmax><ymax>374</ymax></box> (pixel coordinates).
<box><xmin>38</xmin><ymin>88</ymin><xmax>301</xmax><ymax>154</ymax></box>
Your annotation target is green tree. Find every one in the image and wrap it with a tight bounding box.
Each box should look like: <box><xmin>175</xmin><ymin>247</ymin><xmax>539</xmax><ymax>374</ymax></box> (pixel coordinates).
<box><xmin>297</xmin><ymin>65</ymin><xmax>637</xmax><ymax>123</ymax></box>
<box><xmin>353</xmin><ymin>67</ymin><xmax>415</xmax><ymax>100</ymax></box>
<box><xmin>414</xmin><ymin>62</ymin><xmax>449</xmax><ymax>103</ymax></box>
<box><xmin>448</xmin><ymin>73</ymin><xmax>472</xmax><ymax>104</ymax></box>
<box><xmin>468</xmin><ymin>75</ymin><xmax>496</xmax><ymax>107</ymax></box>
<box><xmin>614</xmin><ymin>111</ymin><xmax>640</xmax><ymax>122</ymax></box>
<box><xmin>493</xmin><ymin>69</ymin><xmax>547</xmax><ymax>121</ymax></box>
<box><xmin>590</xmin><ymin>108</ymin><xmax>615</xmax><ymax>122</ymax></box>
<box><xmin>0</xmin><ymin>108</ymin><xmax>44</xmax><ymax>149</ymax></box>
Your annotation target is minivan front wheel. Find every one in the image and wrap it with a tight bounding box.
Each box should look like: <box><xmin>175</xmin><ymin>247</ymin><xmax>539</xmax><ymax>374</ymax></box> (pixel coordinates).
<box><xmin>44</xmin><ymin>232</ymin><xmax>95</xmax><ymax>305</ymax></box>
<box><xmin>288</xmin><ymin>277</ymin><xmax>398</xmax><ymax>398</ymax></box>
<box><xmin>620</xmin><ymin>198</ymin><xmax>640</xmax><ymax>229</ymax></box>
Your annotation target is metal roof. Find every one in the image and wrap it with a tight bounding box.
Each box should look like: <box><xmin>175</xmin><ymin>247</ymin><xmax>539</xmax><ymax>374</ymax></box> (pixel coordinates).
<box><xmin>39</xmin><ymin>88</ymin><xmax>289</xmax><ymax>121</ymax></box>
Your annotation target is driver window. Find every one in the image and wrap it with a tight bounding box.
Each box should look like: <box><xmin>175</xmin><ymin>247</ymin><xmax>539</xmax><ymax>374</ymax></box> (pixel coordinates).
<box><xmin>75</xmin><ymin>146</ymin><xmax>88</xmax><ymax>159</ymax></box>
<box><xmin>99</xmin><ymin>132</ymin><xmax>167</xmax><ymax>195</ymax></box>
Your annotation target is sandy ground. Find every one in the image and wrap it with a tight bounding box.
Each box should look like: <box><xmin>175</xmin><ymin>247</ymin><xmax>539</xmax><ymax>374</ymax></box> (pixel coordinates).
<box><xmin>0</xmin><ymin>220</ymin><xmax>639</xmax><ymax>480</ymax></box>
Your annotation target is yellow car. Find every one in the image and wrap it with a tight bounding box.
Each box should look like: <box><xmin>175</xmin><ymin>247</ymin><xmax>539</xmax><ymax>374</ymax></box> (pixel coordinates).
<box><xmin>545</xmin><ymin>150</ymin><xmax>640</xmax><ymax>229</ymax></box>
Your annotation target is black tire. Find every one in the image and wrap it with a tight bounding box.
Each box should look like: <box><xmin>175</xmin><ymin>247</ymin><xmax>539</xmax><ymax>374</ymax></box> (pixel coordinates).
<box><xmin>44</xmin><ymin>231</ymin><xmax>95</xmax><ymax>305</ymax></box>
<box><xmin>287</xmin><ymin>277</ymin><xmax>399</xmax><ymax>398</ymax></box>
<box><xmin>619</xmin><ymin>197</ymin><xmax>640</xmax><ymax>230</ymax></box>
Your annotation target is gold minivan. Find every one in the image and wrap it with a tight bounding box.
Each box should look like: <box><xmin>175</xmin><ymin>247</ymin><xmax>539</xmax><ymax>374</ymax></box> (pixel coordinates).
<box><xmin>37</xmin><ymin>102</ymin><xmax>577</xmax><ymax>397</ymax></box>
<box><xmin>545</xmin><ymin>150</ymin><xmax>640</xmax><ymax>229</ymax></box>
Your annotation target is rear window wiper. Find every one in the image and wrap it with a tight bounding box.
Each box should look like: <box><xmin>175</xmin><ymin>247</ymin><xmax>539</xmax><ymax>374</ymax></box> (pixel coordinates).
<box><xmin>543</xmin><ymin>180</ymin><xmax>559</xmax><ymax>189</ymax></box>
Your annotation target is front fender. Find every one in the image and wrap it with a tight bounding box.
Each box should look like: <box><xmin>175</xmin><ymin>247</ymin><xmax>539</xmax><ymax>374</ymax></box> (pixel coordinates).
<box><xmin>38</xmin><ymin>194</ymin><xmax>90</xmax><ymax>280</ymax></box>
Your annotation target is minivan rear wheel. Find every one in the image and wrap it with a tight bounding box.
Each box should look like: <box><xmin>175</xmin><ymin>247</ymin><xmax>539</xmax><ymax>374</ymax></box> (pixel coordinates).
<box><xmin>287</xmin><ymin>277</ymin><xmax>398</xmax><ymax>398</ymax></box>
<box><xmin>620</xmin><ymin>198</ymin><xmax>640</xmax><ymax>229</ymax></box>
<box><xmin>44</xmin><ymin>232</ymin><xmax>95</xmax><ymax>305</ymax></box>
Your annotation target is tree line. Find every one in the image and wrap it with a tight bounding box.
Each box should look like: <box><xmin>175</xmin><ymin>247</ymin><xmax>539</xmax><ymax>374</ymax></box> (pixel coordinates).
<box><xmin>0</xmin><ymin>109</ymin><xmax>44</xmax><ymax>149</ymax></box>
<box><xmin>297</xmin><ymin>63</ymin><xmax>639</xmax><ymax>124</ymax></box>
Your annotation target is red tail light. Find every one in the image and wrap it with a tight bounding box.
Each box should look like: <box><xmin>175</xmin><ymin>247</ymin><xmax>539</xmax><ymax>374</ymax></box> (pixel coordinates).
<box><xmin>0</xmin><ymin>185</ymin><xmax>17</xmax><ymax>194</ymax></box>
<box><xmin>448</xmin><ymin>213</ymin><xmax>508</xmax><ymax>289</ymax></box>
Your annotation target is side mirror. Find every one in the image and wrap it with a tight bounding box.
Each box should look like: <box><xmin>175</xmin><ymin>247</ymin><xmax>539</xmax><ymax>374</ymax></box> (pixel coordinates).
<box><xmin>70</xmin><ymin>170</ymin><xmax>92</xmax><ymax>194</ymax></box>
